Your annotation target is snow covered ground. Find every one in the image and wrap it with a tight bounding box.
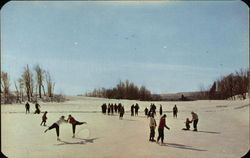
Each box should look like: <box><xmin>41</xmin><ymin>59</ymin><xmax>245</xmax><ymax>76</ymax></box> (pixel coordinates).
<box><xmin>1</xmin><ymin>96</ymin><xmax>249</xmax><ymax>158</ymax></box>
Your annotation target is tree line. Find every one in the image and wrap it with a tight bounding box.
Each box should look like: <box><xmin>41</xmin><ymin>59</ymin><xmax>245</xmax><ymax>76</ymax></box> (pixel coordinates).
<box><xmin>202</xmin><ymin>69</ymin><xmax>249</xmax><ymax>100</ymax></box>
<box><xmin>1</xmin><ymin>64</ymin><xmax>65</xmax><ymax>104</ymax></box>
<box><xmin>86</xmin><ymin>69</ymin><xmax>249</xmax><ymax>101</ymax></box>
<box><xmin>85</xmin><ymin>80</ymin><xmax>157</xmax><ymax>101</ymax></box>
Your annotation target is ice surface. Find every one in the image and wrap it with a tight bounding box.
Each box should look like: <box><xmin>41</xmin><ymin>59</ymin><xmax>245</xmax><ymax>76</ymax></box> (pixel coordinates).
<box><xmin>1</xmin><ymin>96</ymin><xmax>249</xmax><ymax>158</ymax></box>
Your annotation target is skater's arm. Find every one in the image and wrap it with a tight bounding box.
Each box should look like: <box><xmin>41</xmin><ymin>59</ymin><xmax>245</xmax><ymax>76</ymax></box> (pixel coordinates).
<box><xmin>165</xmin><ymin>124</ymin><xmax>170</xmax><ymax>130</ymax></box>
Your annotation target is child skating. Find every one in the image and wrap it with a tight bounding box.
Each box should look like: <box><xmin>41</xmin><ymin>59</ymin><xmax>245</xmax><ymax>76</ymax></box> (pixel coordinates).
<box><xmin>182</xmin><ymin>118</ymin><xmax>192</xmax><ymax>130</ymax></box>
<box><xmin>34</xmin><ymin>102</ymin><xmax>41</xmax><ymax>114</ymax></box>
<box><xmin>40</xmin><ymin>111</ymin><xmax>48</xmax><ymax>126</ymax></box>
<box><xmin>67</xmin><ymin>114</ymin><xmax>87</xmax><ymax>138</ymax></box>
<box><xmin>44</xmin><ymin>116</ymin><xmax>67</xmax><ymax>141</ymax></box>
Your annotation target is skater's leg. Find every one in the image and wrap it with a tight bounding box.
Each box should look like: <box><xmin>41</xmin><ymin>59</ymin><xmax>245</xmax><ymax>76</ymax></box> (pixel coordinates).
<box><xmin>193</xmin><ymin>119</ymin><xmax>198</xmax><ymax>131</ymax></box>
<box><xmin>75</xmin><ymin>121</ymin><xmax>84</xmax><ymax>125</ymax></box>
<box><xmin>161</xmin><ymin>129</ymin><xmax>164</xmax><ymax>143</ymax></box>
<box><xmin>152</xmin><ymin>128</ymin><xmax>155</xmax><ymax>140</ymax></box>
<box><xmin>157</xmin><ymin>128</ymin><xmax>161</xmax><ymax>142</ymax></box>
<box><xmin>72</xmin><ymin>124</ymin><xmax>76</xmax><ymax>137</ymax></box>
<box><xmin>55</xmin><ymin>125</ymin><xmax>60</xmax><ymax>140</ymax></box>
<box><xmin>45</xmin><ymin>123</ymin><xmax>57</xmax><ymax>132</ymax></box>
<box><xmin>49</xmin><ymin>123</ymin><xmax>57</xmax><ymax>130</ymax></box>
<box><xmin>149</xmin><ymin>128</ymin><xmax>152</xmax><ymax>141</ymax></box>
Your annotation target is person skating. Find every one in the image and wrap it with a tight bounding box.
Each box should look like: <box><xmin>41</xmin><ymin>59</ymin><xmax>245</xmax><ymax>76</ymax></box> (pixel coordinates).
<box><xmin>67</xmin><ymin>114</ymin><xmax>87</xmax><ymax>138</ymax></box>
<box><xmin>40</xmin><ymin>111</ymin><xmax>48</xmax><ymax>126</ymax></box>
<box><xmin>149</xmin><ymin>112</ymin><xmax>157</xmax><ymax>141</ymax></box>
<box><xmin>173</xmin><ymin>105</ymin><xmax>178</xmax><ymax>118</ymax></box>
<box><xmin>101</xmin><ymin>103</ymin><xmax>106</xmax><ymax>114</ymax></box>
<box><xmin>25</xmin><ymin>102</ymin><xmax>30</xmax><ymax>114</ymax></box>
<box><xmin>44</xmin><ymin>116</ymin><xmax>68</xmax><ymax>141</ymax></box>
<box><xmin>108</xmin><ymin>104</ymin><xmax>111</xmax><ymax>115</ymax></box>
<box><xmin>117</xmin><ymin>103</ymin><xmax>122</xmax><ymax>113</ymax></box>
<box><xmin>191</xmin><ymin>111</ymin><xmax>199</xmax><ymax>131</ymax></box>
<box><xmin>135</xmin><ymin>103</ymin><xmax>140</xmax><ymax>116</ymax></box>
<box><xmin>159</xmin><ymin>104</ymin><xmax>163</xmax><ymax>116</ymax></box>
<box><xmin>119</xmin><ymin>106</ymin><xmax>125</xmax><ymax>119</ymax></box>
<box><xmin>34</xmin><ymin>102</ymin><xmax>41</xmax><ymax>114</ymax></box>
<box><xmin>114</xmin><ymin>104</ymin><xmax>118</xmax><ymax>113</ymax></box>
<box><xmin>182</xmin><ymin>118</ymin><xmax>192</xmax><ymax>130</ymax></box>
<box><xmin>111</xmin><ymin>104</ymin><xmax>114</xmax><ymax>115</ymax></box>
<box><xmin>131</xmin><ymin>104</ymin><xmax>135</xmax><ymax>116</ymax></box>
<box><xmin>144</xmin><ymin>107</ymin><xmax>148</xmax><ymax>116</ymax></box>
<box><xmin>150</xmin><ymin>103</ymin><xmax>156</xmax><ymax>116</ymax></box>
<box><xmin>157</xmin><ymin>114</ymin><xmax>170</xmax><ymax>145</ymax></box>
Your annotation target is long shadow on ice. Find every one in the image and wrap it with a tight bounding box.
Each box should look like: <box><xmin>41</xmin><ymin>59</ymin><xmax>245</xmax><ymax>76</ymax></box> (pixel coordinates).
<box><xmin>122</xmin><ymin>118</ymin><xmax>137</xmax><ymax>121</ymax></box>
<box><xmin>163</xmin><ymin>143</ymin><xmax>207</xmax><ymax>152</ymax></box>
<box><xmin>55</xmin><ymin>137</ymin><xmax>99</xmax><ymax>146</ymax></box>
<box><xmin>198</xmin><ymin>131</ymin><xmax>220</xmax><ymax>134</ymax></box>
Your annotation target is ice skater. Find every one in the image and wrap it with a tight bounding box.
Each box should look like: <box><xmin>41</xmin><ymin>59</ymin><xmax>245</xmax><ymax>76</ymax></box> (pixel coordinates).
<box><xmin>135</xmin><ymin>103</ymin><xmax>139</xmax><ymax>116</ymax></box>
<box><xmin>159</xmin><ymin>104</ymin><xmax>163</xmax><ymax>116</ymax></box>
<box><xmin>173</xmin><ymin>104</ymin><xmax>178</xmax><ymax>118</ymax></box>
<box><xmin>34</xmin><ymin>102</ymin><xmax>41</xmax><ymax>114</ymax></box>
<box><xmin>25</xmin><ymin>102</ymin><xmax>30</xmax><ymax>114</ymax></box>
<box><xmin>101</xmin><ymin>103</ymin><xmax>107</xmax><ymax>114</ymax></box>
<box><xmin>44</xmin><ymin>116</ymin><xmax>68</xmax><ymax>141</ymax></box>
<box><xmin>150</xmin><ymin>103</ymin><xmax>156</xmax><ymax>116</ymax></box>
<box><xmin>182</xmin><ymin>118</ymin><xmax>192</xmax><ymax>130</ymax></box>
<box><xmin>131</xmin><ymin>104</ymin><xmax>135</xmax><ymax>116</ymax></box>
<box><xmin>108</xmin><ymin>104</ymin><xmax>111</xmax><ymax>115</ymax></box>
<box><xmin>149</xmin><ymin>112</ymin><xmax>157</xmax><ymax>141</ymax></box>
<box><xmin>157</xmin><ymin>114</ymin><xmax>170</xmax><ymax>145</ymax></box>
<box><xmin>40</xmin><ymin>111</ymin><xmax>48</xmax><ymax>126</ymax></box>
<box><xmin>67</xmin><ymin>114</ymin><xmax>87</xmax><ymax>138</ymax></box>
<box><xmin>144</xmin><ymin>107</ymin><xmax>148</xmax><ymax>116</ymax></box>
<box><xmin>119</xmin><ymin>106</ymin><xmax>125</xmax><ymax>119</ymax></box>
<box><xmin>191</xmin><ymin>111</ymin><xmax>199</xmax><ymax>131</ymax></box>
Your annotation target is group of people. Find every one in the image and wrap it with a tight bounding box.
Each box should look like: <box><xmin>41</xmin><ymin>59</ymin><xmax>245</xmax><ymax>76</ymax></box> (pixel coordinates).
<box><xmin>26</xmin><ymin>101</ymin><xmax>199</xmax><ymax>142</ymax></box>
<box><xmin>182</xmin><ymin>111</ymin><xmax>199</xmax><ymax>131</ymax></box>
<box><xmin>130</xmin><ymin>103</ymin><xmax>140</xmax><ymax>116</ymax></box>
<box><xmin>101</xmin><ymin>103</ymin><xmax>125</xmax><ymax>119</ymax></box>
<box><xmin>25</xmin><ymin>102</ymin><xmax>87</xmax><ymax>141</ymax></box>
<box><xmin>25</xmin><ymin>102</ymin><xmax>41</xmax><ymax>114</ymax></box>
<box><xmin>149</xmin><ymin>112</ymin><xmax>170</xmax><ymax>144</ymax></box>
<box><xmin>149</xmin><ymin>111</ymin><xmax>199</xmax><ymax>145</ymax></box>
<box><xmin>144</xmin><ymin>103</ymin><xmax>157</xmax><ymax>117</ymax></box>
<box><xmin>144</xmin><ymin>104</ymin><xmax>179</xmax><ymax>118</ymax></box>
<box><xmin>44</xmin><ymin>114</ymin><xmax>87</xmax><ymax>140</ymax></box>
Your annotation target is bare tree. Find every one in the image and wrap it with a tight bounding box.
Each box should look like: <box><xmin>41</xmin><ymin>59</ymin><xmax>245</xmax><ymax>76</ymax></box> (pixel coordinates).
<box><xmin>18</xmin><ymin>78</ymin><xmax>25</xmax><ymax>102</ymax></box>
<box><xmin>1</xmin><ymin>72</ymin><xmax>11</xmax><ymax>103</ymax></box>
<box><xmin>14</xmin><ymin>81</ymin><xmax>21</xmax><ymax>103</ymax></box>
<box><xmin>34</xmin><ymin>65</ymin><xmax>44</xmax><ymax>98</ymax></box>
<box><xmin>22</xmin><ymin>65</ymin><xmax>34</xmax><ymax>101</ymax></box>
<box><xmin>45</xmin><ymin>71</ymin><xmax>54</xmax><ymax>98</ymax></box>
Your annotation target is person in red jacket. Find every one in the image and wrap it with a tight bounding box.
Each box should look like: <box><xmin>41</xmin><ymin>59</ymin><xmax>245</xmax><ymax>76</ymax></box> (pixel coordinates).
<box><xmin>67</xmin><ymin>114</ymin><xmax>87</xmax><ymax>138</ymax></box>
<box><xmin>157</xmin><ymin>114</ymin><xmax>170</xmax><ymax>145</ymax></box>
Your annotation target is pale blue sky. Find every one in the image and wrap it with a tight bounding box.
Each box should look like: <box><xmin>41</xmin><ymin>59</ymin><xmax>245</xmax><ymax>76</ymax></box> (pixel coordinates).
<box><xmin>1</xmin><ymin>1</ymin><xmax>249</xmax><ymax>95</ymax></box>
